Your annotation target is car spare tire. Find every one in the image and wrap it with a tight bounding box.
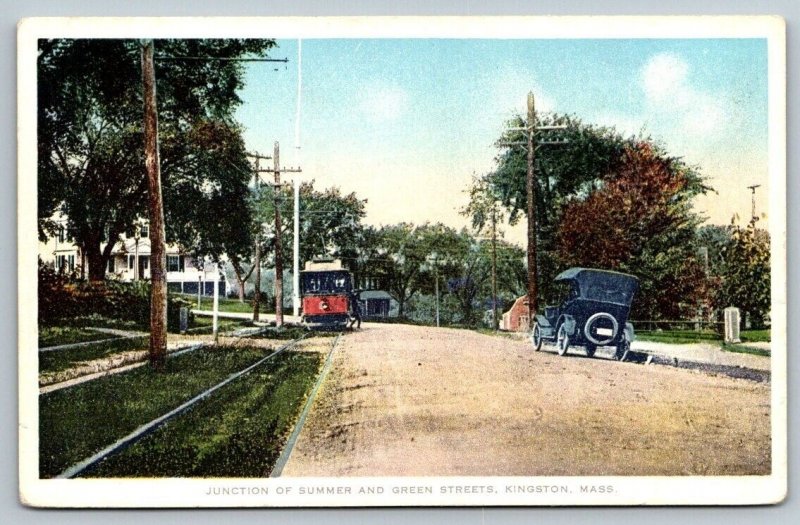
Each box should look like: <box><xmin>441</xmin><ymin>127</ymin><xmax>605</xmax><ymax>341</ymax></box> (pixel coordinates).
<box><xmin>584</xmin><ymin>312</ymin><xmax>619</xmax><ymax>346</ymax></box>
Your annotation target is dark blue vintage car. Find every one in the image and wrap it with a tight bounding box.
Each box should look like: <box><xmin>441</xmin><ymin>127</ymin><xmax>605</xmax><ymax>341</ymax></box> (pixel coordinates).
<box><xmin>531</xmin><ymin>268</ymin><xmax>639</xmax><ymax>360</ymax></box>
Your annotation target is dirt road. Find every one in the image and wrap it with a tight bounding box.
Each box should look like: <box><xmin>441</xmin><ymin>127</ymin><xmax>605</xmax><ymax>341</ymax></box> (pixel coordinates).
<box><xmin>282</xmin><ymin>323</ymin><xmax>771</xmax><ymax>477</ymax></box>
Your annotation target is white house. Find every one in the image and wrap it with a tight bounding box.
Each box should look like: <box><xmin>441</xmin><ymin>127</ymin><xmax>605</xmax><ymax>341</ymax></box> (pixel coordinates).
<box><xmin>39</xmin><ymin>217</ymin><xmax>228</xmax><ymax>296</ymax></box>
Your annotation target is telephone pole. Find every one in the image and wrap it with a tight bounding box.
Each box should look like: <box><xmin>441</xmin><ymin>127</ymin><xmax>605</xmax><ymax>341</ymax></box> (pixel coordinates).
<box><xmin>491</xmin><ymin>206</ymin><xmax>498</xmax><ymax>331</ymax></box>
<box><xmin>251</xmin><ymin>155</ymin><xmax>267</xmax><ymax>322</ymax></box>
<box><xmin>525</xmin><ymin>93</ymin><xmax>537</xmax><ymax>322</ymax></box>
<box><xmin>747</xmin><ymin>184</ymin><xmax>761</xmax><ymax>221</ymax></box>
<box><xmin>140</xmin><ymin>39</ymin><xmax>167</xmax><ymax>370</ymax></box>
<box><xmin>273</xmin><ymin>142</ymin><xmax>285</xmax><ymax>327</ymax></box>
<box><xmin>250</xmin><ymin>145</ymin><xmax>301</xmax><ymax>327</ymax></box>
<box><xmin>501</xmin><ymin>91</ymin><xmax>568</xmax><ymax>325</ymax></box>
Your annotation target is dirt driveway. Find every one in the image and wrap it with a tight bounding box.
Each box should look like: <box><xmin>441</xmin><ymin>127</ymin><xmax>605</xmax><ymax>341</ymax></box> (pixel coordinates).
<box><xmin>281</xmin><ymin>323</ymin><xmax>771</xmax><ymax>477</ymax></box>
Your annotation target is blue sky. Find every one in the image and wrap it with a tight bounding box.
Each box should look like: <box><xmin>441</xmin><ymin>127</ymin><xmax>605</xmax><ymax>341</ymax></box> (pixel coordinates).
<box><xmin>235</xmin><ymin>38</ymin><xmax>769</xmax><ymax>246</ymax></box>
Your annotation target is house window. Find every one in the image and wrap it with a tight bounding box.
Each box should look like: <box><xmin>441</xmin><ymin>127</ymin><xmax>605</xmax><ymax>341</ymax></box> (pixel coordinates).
<box><xmin>128</xmin><ymin>255</ymin><xmax>135</xmax><ymax>270</ymax></box>
<box><xmin>58</xmin><ymin>226</ymin><xmax>66</xmax><ymax>243</ymax></box>
<box><xmin>56</xmin><ymin>254</ymin><xmax>75</xmax><ymax>272</ymax></box>
<box><xmin>167</xmin><ymin>255</ymin><xmax>185</xmax><ymax>272</ymax></box>
<box><xmin>140</xmin><ymin>224</ymin><xmax>149</xmax><ymax>238</ymax></box>
<box><xmin>107</xmin><ymin>257</ymin><xmax>115</xmax><ymax>273</ymax></box>
<box><xmin>141</xmin><ymin>256</ymin><xmax>150</xmax><ymax>270</ymax></box>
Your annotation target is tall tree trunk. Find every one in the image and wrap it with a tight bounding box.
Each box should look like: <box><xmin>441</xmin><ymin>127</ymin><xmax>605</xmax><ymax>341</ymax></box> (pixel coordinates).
<box><xmin>85</xmin><ymin>242</ymin><xmax>106</xmax><ymax>282</ymax></box>
<box><xmin>237</xmin><ymin>276</ymin><xmax>246</xmax><ymax>302</ymax></box>
<box><xmin>141</xmin><ymin>40</ymin><xmax>167</xmax><ymax>371</ymax></box>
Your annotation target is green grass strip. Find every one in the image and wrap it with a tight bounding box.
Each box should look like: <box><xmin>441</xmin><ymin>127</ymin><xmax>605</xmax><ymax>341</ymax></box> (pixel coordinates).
<box><xmin>636</xmin><ymin>330</ymin><xmax>723</xmax><ymax>345</ymax></box>
<box><xmin>39</xmin><ymin>345</ymin><xmax>282</xmax><ymax>478</ymax></box>
<box><xmin>39</xmin><ymin>336</ymin><xmax>149</xmax><ymax>375</ymax></box>
<box><xmin>82</xmin><ymin>350</ymin><xmax>322</xmax><ymax>478</ymax></box>
<box><xmin>721</xmin><ymin>344</ymin><xmax>771</xmax><ymax>357</ymax></box>
<box><xmin>38</xmin><ymin>327</ymin><xmax>119</xmax><ymax>348</ymax></box>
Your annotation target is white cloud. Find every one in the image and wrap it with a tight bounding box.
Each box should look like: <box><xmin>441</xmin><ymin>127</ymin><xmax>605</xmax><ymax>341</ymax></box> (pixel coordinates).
<box><xmin>639</xmin><ymin>52</ymin><xmax>729</xmax><ymax>144</ymax></box>
<box><xmin>357</xmin><ymin>84</ymin><xmax>409</xmax><ymax>122</ymax></box>
<box><xmin>642</xmin><ymin>52</ymin><xmax>690</xmax><ymax>105</ymax></box>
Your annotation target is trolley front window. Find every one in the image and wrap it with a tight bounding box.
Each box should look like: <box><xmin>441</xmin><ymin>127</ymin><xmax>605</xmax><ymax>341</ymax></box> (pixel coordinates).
<box><xmin>301</xmin><ymin>271</ymin><xmax>352</xmax><ymax>294</ymax></box>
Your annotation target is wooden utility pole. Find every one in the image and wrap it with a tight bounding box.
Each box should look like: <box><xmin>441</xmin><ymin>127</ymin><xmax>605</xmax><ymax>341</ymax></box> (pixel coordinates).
<box><xmin>526</xmin><ymin>92</ymin><xmax>537</xmax><ymax>322</ymax></box>
<box><xmin>141</xmin><ymin>39</ymin><xmax>167</xmax><ymax>370</ymax></box>
<box><xmin>501</xmin><ymin>91</ymin><xmax>567</xmax><ymax>327</ymax></box>
<box><xmin>491</xmin><ymin>206</ymin><xmax>498</xmax><ymax>331</ymax></box>
<box><xmin>248</xmin><ymin>147</ymin><xmax>301</xmax><ymax>327</ymax></box>
<box><xmin>252</xmin><ymin>157</ymin><xmax>262</xmax><ymax>322</ymax></box>
<box><xmin>273</xmin><ymin>141</ymin><xmax>284</xmax><ymax>327</ymax></box>
<box><xmin>748</xmin><ymin>184</ymin><xmax>761</xmax><ymax>221</ymax></box>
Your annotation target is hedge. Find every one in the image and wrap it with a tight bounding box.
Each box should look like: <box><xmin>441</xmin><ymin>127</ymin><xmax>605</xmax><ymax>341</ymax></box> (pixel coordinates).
<box><xmin>39</xmin><ymin>261</ymin><xmax>193</xmax><ymax>332</ymax></box>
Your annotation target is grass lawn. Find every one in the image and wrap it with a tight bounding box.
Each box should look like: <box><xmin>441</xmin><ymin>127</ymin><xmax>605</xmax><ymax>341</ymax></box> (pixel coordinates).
<box><xmin>39</xmin><ymin>327</ymin><xmax>119</xmax><ymax>348</ymax></box>
<box><xmin>40</xmin><ymin>344</ymin><xmax>316</xmax><ymax>478</ymax></box>
<box><xmin>176</xmin><ymin>294</ymin><xmax>271</xmax><ymax>314</ymax></box>
<box><xmin>39</xmin><ymin>336</ymin><xmax>149</xmax><ymax>375</ymax></box>
<box><xmin>186</xmin><ymin>317</ymin><xmax>249</xmax><ymax>334</ymax></box>
<box><xmin>741</xmin><ymin>329</ymin><xmax>771</xmax><ymax>343</ymax></box>
<box><xmin>720</xmin><ymin>344</ymin><xmax>771</xmax><ymax>357</ymax></box>
<box><xmin>637</xmin><ymin>328</ymin><xmax>770</xmax><ymax>346</ymax></box>
<box><xmin>636</xmin><ymin>330</ymin><xmax>722</xmax><ymax>345</ymax></box>
<box><xmin>84</xmin><ymin>350</ymin><xmax>322</xmax><ymax>477</ymax></box>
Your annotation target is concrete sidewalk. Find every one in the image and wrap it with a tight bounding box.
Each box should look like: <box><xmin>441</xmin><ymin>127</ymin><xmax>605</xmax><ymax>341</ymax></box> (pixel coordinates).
<box><xmin>193</xmin><ymin>310</ymin><xmax>302</xmax><ymax>324</ymax></box>
<box><xmin>632</xmin><ymin>340</ymin><xmax>771</xmax><ymax>372</ymax></box>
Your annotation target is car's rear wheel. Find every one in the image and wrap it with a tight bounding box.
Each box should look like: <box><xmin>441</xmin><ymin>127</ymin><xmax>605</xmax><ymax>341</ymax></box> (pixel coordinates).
<box><xmin>615</xmin><ymin>336</ymin><xmax>631</xmax><ymax>361</ymax></box>
<box><xmin>585</xmin><ymin>343</ymin><xmax>597</xmax><ymax>358</ymax></box>
<box><xmin>556</xmin><ymin>324</ymin><xmax>570</xmax><ymax>356</ymax></box>
<box><xmin>531</xmin><ymin>322</ymin><xmax>543</xmax><ymax>351</ymax></box>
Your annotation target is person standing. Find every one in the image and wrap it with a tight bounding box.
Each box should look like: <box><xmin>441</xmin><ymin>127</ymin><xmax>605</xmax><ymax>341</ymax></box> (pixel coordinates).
<box><xmin>349</xmin><ymin>289</ymin><xmax>362</xmax><ymax>330</ymax></box>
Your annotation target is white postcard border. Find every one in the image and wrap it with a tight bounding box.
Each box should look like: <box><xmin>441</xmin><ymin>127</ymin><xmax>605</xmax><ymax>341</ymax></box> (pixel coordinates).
<box><xmin>18</xmin><ymin>15</ymin><xmax>788</xmax><ymax>508</ymax></box>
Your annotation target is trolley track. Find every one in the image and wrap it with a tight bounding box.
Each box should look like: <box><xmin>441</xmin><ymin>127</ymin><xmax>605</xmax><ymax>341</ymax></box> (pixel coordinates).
<box><xmin>53</xmin><ymin>333</ymin><xmax>310</xmax><ymax>479</ymax></box>
<box><xmin>39</xmin><ymin>324</ymin><xmax>273</xmax><ymax>393</ymax></box>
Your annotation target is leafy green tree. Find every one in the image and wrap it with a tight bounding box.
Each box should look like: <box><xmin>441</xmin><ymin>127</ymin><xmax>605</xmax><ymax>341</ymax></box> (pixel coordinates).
<box><xmin>445</xmin><ymin>236</ymin><xmax>526</xmax><ymax>325</ymax></box>
<box><xmin>716</xmin><ymin>218</ymin><xmax>771</xmax><ymax>327</ymax></box>
<box><xmin>229</xmin><ymin>180</ymin><xmax>367</xmax><ymax>303</ymax></box>
<box><xmin>38</xmin><ymin>38</ymin><xmax>275</xmax><ymax>281</ymax></box>
<box><xmin>461</xmin><ymin>174</ymin><xmax>526</xmax><ymax>324</ymax></box>
<box><xmin>370</xmin><ymin>223</ymin><xmax>463</xmax><ymax>318</ymax></box>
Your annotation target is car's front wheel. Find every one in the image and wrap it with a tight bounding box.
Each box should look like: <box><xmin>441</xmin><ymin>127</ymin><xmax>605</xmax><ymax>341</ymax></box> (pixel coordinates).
<box><xmin>531</xmin><ymin>322</ymin><xmax>544</xmax><ymax>351</ymax></box>
<box><xmin>556</xmin><ymin>324</ymin><xmax>570</xmax><ymax>356</ymax></box>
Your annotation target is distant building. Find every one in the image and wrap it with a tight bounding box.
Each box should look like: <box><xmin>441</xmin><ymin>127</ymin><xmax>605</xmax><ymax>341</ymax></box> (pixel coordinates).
<box><xmin>358</xmin><ymin>290</ymin><xmax>399</xmax><ymax>319</ymax></box>
<box><xmin>502</xmin><ymin>295</ymin><xmax>530</xmax><ymax>332</ymax></box>
<box><xmin>38</xmin><ymin>216</ymin><xmax>227</xmax><ymax>296</ymax></box>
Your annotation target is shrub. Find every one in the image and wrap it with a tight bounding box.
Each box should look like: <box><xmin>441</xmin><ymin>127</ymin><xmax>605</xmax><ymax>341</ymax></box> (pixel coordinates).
<box><xmin>38</xmin><ymin>261</ymin><xmax>193</xmax><ymax>331</ymax></box>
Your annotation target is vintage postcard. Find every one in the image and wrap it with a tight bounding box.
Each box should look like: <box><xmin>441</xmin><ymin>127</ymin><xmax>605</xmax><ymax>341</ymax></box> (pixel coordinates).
<box><xmin>18</xmin><ymin>16</ymin><xmax>786</xmax><ymax>507</ymax></box>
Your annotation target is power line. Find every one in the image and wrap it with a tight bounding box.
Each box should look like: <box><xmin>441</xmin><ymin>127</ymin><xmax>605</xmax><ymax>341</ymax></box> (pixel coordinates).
<box><xmin>154</xmin><ymin>56</ymin><xmax>289</xmax><ymax>63</ymax></box>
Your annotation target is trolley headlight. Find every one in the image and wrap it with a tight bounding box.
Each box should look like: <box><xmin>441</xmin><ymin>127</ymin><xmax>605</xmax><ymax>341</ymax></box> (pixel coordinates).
<box><xmin>321</xmin><ymin>299</ymin><xmax>330</xmax><ymax>311</ymax></box>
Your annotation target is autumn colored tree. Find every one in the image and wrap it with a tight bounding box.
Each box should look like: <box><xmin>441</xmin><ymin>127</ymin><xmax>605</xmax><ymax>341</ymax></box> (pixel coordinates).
<box><xmin>555</xmin><ymin>142</ymin><xmax>710</xmax><ymax>319</ymax></box>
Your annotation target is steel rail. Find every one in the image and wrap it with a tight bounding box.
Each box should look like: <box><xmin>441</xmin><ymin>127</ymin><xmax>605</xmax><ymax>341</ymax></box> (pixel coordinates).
<box><xmin>270</xmin><ymin>333</ymin><xmax>342</xmax><ymax>477</ymax></box>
